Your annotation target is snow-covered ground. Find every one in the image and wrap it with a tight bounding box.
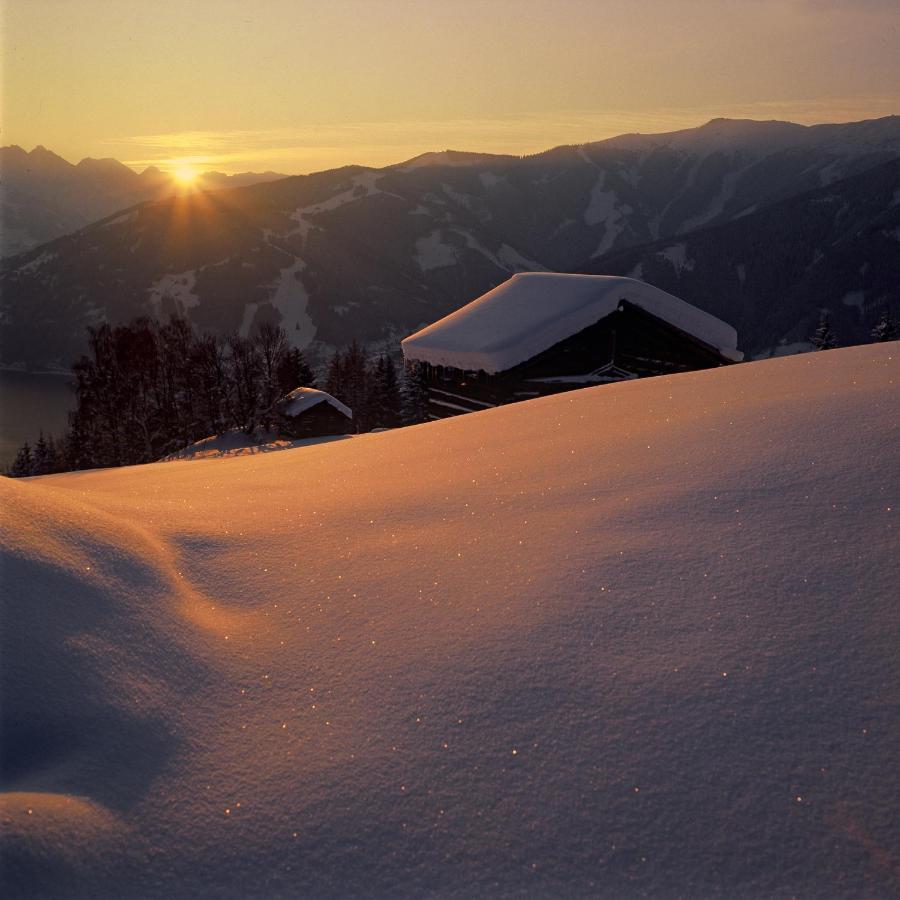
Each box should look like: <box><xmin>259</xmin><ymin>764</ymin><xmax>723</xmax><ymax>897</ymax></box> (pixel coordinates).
<box><xmin>268</xmin><ymin>257</ymin><xmax>316</xmax><ymax>349</ymax></box>
<box><xmin>583</xmin><ymin>172</ymin><xmax>631</xmax><ymax>258</ymax></box>
<box><xmin>163</xmin><ymin>429</ymin><xmax>353</xmax><ymax>461</ymax></box>
<box><xmin>2</xmin><ymin>344</ymin><xmax>898</xmax><ymax>899</ymax></box>
<box><xmin>146</xmin><ymin>270</ymin><xmax>200</xmax><ymax>315</ymax></box>
<box><xmin>658</xmin><ymin>242</ymin><xmax>696</xmax><ymax>274</ymax></box>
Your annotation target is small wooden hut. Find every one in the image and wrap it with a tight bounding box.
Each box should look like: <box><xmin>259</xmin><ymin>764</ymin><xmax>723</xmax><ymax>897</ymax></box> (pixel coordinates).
<box><xmin>273</xmin><ymin>388</ymin><xmax>354</xmax><ymax>438</ymax></box>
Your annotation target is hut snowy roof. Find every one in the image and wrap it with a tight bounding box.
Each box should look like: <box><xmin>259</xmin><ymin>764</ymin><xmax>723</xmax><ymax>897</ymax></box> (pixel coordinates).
<box><xmin>401</xmin><ymin>273</ymin><xmax>742</xmax><ymax>373</ymax></box>
<box><xmin>276</xmin><ymin>387</ymin><xmax>352</xmax><ymax>419</ymax></box>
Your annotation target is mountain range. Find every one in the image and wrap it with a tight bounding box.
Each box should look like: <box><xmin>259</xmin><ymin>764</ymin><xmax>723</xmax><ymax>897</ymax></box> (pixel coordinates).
<box><xmin>585</xmin><ymin>156</ymin><xmax>900</xmax><ymax>355</ymax></box>
<box><xmin>2</xmin><ymin>116</ymin><xmax>899</xmax><ymax>371</ymax></box>
<box><xmin>0</xmin><ymin>144</ymin><xmax>286</xmax><ymax>256</ymax></box>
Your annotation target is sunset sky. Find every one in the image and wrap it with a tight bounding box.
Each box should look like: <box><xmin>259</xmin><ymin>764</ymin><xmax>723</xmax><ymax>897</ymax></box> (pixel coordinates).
<box><xmin>3</xmin><ymin>0</ymin><xmax>899</xmax><ymax>174</ymax></box>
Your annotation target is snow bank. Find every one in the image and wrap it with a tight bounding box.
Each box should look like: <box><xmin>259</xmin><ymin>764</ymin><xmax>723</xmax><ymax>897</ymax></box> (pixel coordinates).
<box><xmin>753</xmin><ymin>341</ymin><xmax>816</xmax><ymax>360</ymax></box>
<box><xmin>163</xmin><ymin>428</ymin><xmax>353</xmax><ymax>461</ymax></box>
<box><xmin>402</xmin><ymin>272</ymin><xmax>741</xmax><ymax>373</ymax></box>
<box><xmin>2</xmin><ymin>344</ymin><xmax>898</xmax><ymax>898</ymax></box>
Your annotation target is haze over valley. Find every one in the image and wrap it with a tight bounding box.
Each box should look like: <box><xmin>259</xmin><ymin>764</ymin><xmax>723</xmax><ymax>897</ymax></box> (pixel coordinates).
<box><xmin>0</xmin><ymin>144</ymin><xmax>286</xmax><ymax>257</ymax></box>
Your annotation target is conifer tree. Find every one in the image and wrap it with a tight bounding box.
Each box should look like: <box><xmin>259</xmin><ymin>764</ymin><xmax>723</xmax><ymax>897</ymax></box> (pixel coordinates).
<box><xmin>324</xmin><ymin>341</ymin><xmax>368</xmax><ymax>428</ymax></box>
<box><xmin>31</xmin><ymin>430</ymin><xmax>58</xmax><ymax>475</ymax></box>
<box><xmin>45</xmin><ymin>434</ymin><xmax>60</xmax><ymax>474</ymax></box>
<box><xmin>811</xmin><ymin>312</ymin><xmax>837</xmax><ymax>350</ymax></box>
<box><xmin>381</xmin><ymin>355</ymin><xmax>402</xmax><ymax>427</ymax></box>
<box><xmin>62</xmin><ymin>409</ymin><xmax>93</xmax><ymax>472</ymax></box>
<box><xmin>276</xmin><ymin>346</ymin><xmax>316</xmax><ymax>395</ymax></box>
<box><xmin>325</xmin><ymin>348</ymin><xmax>346</xmax><ymax>401</ymax></box>
<box><xmin>402</xmin><ymin>361</ymin><xmax>430</xmax><ymax>424</ymax></box>
<box><xmin>871</xmin><ymin>309</ymin><xmax>898</xmax><ymax>343</ymax></box>
<box><xmin>9</xmin><ymin>441</ymin><xmax>34</xmax><ymax>478</ymax></box>
<box><xmin>342</xmin><ymin>340</ymin><xmax>369</xmax><ymax>427</ymax></box>
<box><xmin>366</xmin><ymin>355</ymin><xmax>402</xmax><ymax>429</ymax></box>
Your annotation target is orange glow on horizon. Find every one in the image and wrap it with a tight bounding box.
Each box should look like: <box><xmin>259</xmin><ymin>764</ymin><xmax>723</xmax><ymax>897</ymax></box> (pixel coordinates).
<box><xmin>4</xmin><ymin>1</ymin><xmax>898</xmax><ymax>177</ymax></box>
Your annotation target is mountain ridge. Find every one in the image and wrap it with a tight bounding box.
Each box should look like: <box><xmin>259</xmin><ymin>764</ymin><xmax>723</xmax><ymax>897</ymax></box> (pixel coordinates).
<box><xmin>2</xmin><ymin>115</ymin><xmax>898</xmax><ymax>370</ymax></box>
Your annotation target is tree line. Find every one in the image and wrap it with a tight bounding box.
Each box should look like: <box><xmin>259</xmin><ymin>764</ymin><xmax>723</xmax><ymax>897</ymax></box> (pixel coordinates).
<box><xmin>811</xmin><ymin>308</ymin><xmax>897</xmax><ymax>350</ymax></box>
<box><xmin>9</xmin><ymin>306</ymin><xmax>896</xmax><ymax>477</ymax></box>
<box><xmin>7</xmin><ymin>316</ymin><xmax>429</xmax><ymax>477</ymax></box>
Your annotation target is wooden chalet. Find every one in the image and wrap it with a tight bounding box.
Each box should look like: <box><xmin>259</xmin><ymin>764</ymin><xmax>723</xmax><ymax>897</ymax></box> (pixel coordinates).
<box><xmin>273</xmin><ymin>388</ymin><xmax>354</xmax><ymax>438</ymax></box>
<box><xmin>401</xmin><ymin>273</ymin><xmax>742</xmax><ymax>420</ymax></box>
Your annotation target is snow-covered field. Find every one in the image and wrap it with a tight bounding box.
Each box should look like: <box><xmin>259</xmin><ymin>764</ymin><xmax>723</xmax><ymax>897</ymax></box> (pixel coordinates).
<box><xmin>163</xmin><ymin>429</ymin><xmax>353</xmax><ymax>461</ymax></box>
<box><xmin>2</xmin><ymin>344</ymin><xmax>898</xmax><ymax>899</ymax></box>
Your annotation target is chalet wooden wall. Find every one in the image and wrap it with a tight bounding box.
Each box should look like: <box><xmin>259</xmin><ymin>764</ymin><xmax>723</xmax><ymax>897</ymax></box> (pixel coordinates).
<box><xmin>420</xmin><ymin>303</ymin><xmax>735</xmax><ymax>421</ymax></box>
<box><xmin>276</xmin><ymin>403</ymin><xmax>354</xmax><ymax>438</ymax></box>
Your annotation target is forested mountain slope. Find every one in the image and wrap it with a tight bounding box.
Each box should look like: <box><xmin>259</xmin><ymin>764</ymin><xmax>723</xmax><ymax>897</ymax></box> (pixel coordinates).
<box><xmin>582</xmin><ymin>158</ymin><xmax>900</xmax><ymax>354</ymax></box>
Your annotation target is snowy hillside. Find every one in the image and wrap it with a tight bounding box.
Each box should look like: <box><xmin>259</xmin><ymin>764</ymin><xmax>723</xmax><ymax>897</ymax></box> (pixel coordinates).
<box><xmin>1</xmin><ymin>344</ymin><xmax>898</xmax><ymax>899</ymax></box>
<box><xmin>586</xmin><ymin>158</ymin><xmax>900</xmax><ymax>354</ymax></box>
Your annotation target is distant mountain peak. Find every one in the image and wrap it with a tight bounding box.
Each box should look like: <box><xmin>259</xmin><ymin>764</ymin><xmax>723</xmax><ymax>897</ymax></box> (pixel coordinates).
<box><xmin>698</xmin><ymin>117</ymin><xmax>799</xmax><ymax>131</ymax></box>
<box><xmin>0</xmin><ymin>147</ymin><xmax>289</xmax><ymax>256</ymax></box>
<box><xmin>395</xmin><ymin>149</ymin><xmax>516</xmax><ymax>171</ymax></box>
<box><xmin>76</xmin><ymin>156</ymin><xmax>135</xmax><ymax>174</ymax></box>
<box><xmin>15</xmin><ymin>145</ymin><xmax>75</xmax><ymax>175</ymax></box>
<box><xmin>30</xmin><ymin>144</ymin><xmax>68</xmax><ymax>158</ymax></box>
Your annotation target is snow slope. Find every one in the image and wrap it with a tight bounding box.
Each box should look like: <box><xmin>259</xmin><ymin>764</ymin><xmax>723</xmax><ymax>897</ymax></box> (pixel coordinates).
<box><xmin>162</xmin><ymin>429</ymin><xmax>353</xmax><ymax>461</ymax></box>
<box><xmin>1</xmin><ymin>344</ymin><xmax>898</xmax><ymax>899</ymax></box>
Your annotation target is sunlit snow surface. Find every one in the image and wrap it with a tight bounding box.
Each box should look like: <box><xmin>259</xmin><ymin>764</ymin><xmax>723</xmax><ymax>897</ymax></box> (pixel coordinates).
<box><xmin>2</xmin><ymin>344</ymin><xmax>898</xmax><ymax>899</ymax></box>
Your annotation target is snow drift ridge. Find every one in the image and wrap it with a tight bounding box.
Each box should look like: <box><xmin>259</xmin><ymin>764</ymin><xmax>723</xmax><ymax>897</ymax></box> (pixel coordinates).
<box><xmin>1</xmin><ymin>344</ymin><xmax>898</xmax><ymax>899</ymax></box>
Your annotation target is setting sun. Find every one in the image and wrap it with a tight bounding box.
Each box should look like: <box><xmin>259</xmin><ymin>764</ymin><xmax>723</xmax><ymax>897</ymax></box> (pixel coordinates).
<box><xmin>173</xmin><ymin>165</ymin><xmax>198</xmax><ymax>185</ymax></box>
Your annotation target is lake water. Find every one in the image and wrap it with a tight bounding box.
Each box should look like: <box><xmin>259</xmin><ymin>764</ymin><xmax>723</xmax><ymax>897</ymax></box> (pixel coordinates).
<box><xmin>0</xmin><ymin>370</ymin><xmax>77</xmax><ymax>469</ymax></box>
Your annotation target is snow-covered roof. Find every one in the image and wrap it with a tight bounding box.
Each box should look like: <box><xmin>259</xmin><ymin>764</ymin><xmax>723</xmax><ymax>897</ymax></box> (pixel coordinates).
<box><xmin>401</xmin><ymin>272</ymin><xmax>742</xmax><ymax>373</ymax></box>
<box><xmin>276</xmin><ymin>387</ymin><xmax>352</xmax><ymax>419</ymax></box>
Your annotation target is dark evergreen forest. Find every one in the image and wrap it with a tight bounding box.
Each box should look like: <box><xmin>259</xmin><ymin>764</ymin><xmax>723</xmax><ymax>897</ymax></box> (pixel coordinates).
<box><xmin>7</xmin><ymin>316</ymin><xmax>427</xmax><ymax>476</ymax></box>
